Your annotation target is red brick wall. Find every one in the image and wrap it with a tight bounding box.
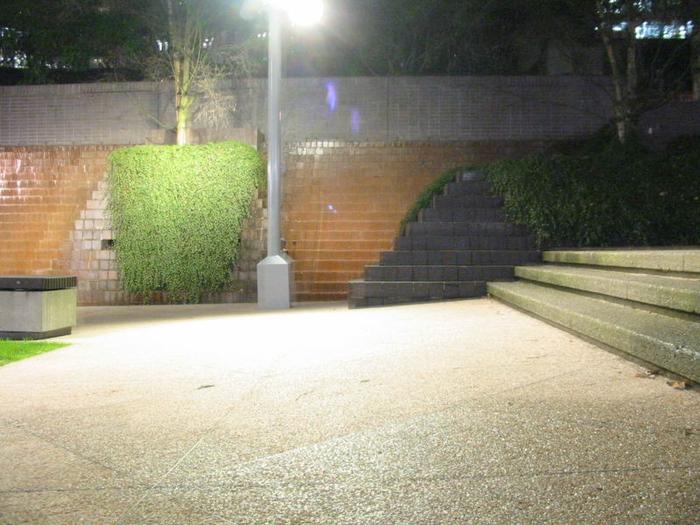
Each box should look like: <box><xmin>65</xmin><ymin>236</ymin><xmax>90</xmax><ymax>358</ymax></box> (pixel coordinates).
<box><xmin>0</xmin><ymin>146</ymin><xmax>113</xmax><ymax>276</ymax></box>
<box><xmin>1</xmin><ymin>141</ymin><xmax>549</xmax><ymax>305</ymax></box>
<box><xmin>62</xmin><ymin>179</ymin><xmax>265</xmax><ymax>305</ymax></box>
<box><xmin>0</xmin><ymin>145</ymin><xmax>265</xmax><ymax>306</ymax></box>
<box><xmin>283</xmin><ymin>141</ymin><xmax>550</xmax><ymax>301</ymax></box>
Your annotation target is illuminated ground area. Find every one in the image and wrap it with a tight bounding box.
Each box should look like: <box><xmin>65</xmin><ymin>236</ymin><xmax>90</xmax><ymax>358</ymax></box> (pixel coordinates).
<box><xmin>0</xmin><ymin>300</ymin><xmax>698</xmax><ymax>524</ymax></box>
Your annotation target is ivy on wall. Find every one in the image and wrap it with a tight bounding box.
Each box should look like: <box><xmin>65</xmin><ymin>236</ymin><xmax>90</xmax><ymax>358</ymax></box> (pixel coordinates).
<box><xmin>108</xmin><ymin>141</ymin><xmax>265</xmax><ymax>302</ymax></box>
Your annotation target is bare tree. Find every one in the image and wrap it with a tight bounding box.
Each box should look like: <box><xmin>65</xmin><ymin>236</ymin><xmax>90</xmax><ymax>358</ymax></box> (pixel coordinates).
<box><xmin>691</xmin><ymin>6</ymin><xmax>700</xmax><ymax>99</ymax></box>
<box><xmin>597</xmin><ymin>0</ymin><xmax>698</xmax><ymax>142</ymax></box>
<box><xmin>143</xmin><ymin>0</ymin><xmax>257</xmax><ymax>145</ymax></box>
<box><xmin>597</xmin><ymin>0</ymin><xmax>642</xmax><ymax>143</ymax></box>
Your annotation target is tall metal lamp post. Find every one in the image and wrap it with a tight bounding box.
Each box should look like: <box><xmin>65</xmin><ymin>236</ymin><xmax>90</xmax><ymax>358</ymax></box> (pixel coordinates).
<box><xmin>248</xmin><ymin>0</ymin><xmax>323</xmax><ymax>309</ymax></box>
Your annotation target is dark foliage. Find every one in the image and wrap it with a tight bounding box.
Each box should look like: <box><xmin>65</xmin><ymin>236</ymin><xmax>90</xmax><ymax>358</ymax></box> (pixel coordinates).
<box><xmin>485</xmin><ymin>133</ymin><xmax>700</xmax><ymax>248</ymax></box>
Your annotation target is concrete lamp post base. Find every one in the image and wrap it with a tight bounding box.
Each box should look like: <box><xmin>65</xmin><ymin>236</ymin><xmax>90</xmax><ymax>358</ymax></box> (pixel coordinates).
<box><xmin>257</xmin><ymin>254</ymin><xmax>294</xmax><ymax>309</ymax></box>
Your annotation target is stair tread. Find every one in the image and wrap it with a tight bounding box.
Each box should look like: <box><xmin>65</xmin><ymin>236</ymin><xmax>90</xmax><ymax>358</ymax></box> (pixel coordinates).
<box><xmin>517</xmin><ymin>264</ymin><xmax>700</xmax><ymax>314</ymax></box>
<box><xmin>520</xmin><ymin>264</ymin><xmax>700</xmax><ymax>289</ymax></box>
<box><xmin>544</xmin><ymin>249</ymin><xmax>700</xmax><ymax>273</ymax></box>
<box><xmin>351</xmin><ymin>279</ymin><xmax>487</xmax><ymax>284</ymax></box>
<box><xmin>488</xmin><ymin>280</ymin><xmax>700</xmax><ymax>382</ymax></box>
<box><xmin>367</xmin><ymin>264</ymin><xmax>514</xmax><ymax>269</ymax></box>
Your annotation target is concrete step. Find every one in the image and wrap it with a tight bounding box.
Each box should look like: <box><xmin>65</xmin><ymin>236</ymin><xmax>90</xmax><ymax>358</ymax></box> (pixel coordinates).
<box><xmin>544</xmin><ymin>249</ymin><xmax>700</xmax><ymax>274</ymax></box>
<box><xmin>365</xmin><ymin>265</ymin><xmax>514</xmax><ymax>282</ymax></box>
<box><xmin>433</xmin><ymin>194</ymin><xmax>503</xmax><ymax>209</ymax></box>
<box><xmin>456</xmin><ymin>170</ymin><xmax>486</xmax><ymax>182</ymax></box>
<box><xmin>381</xmin><ymin>250</ymin><xmax>541</xmax><ymax>266</ymax></box>
<box><xmin>516</xmin><ymin>264</ymin><xmax>700</xmax><ymax>315</ymax></box>
<box><xmin>395</xmin><ymin>235</ymin><xmax>536</xmax><ymax>251</ymax></box>
<box><xmin>419</xmin><ymin>207</ymin><xmax>505</xmax><ymax>222</ymax></box>
<box><xmin>348</xmin><ymin>280</ymin><xmax>487</xmax><ymax>308</ymax></box>
<box><xmin>443</xmin><ymin>180</ymin><xmax>492</xmax><ymax>195</ymax></box>
<box><xmin>405</xmin><ymin>221</ymin><xmax>528</xmax><ymax>237</ymax></box>
<box><xmin>487</xmin><ymin>280</ymin><xmax>700</xmax><ymax>383</ymax></box>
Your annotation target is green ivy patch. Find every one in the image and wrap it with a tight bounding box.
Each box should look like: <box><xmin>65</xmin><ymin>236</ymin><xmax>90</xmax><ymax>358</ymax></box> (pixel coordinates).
<box><xmin>108</xmin><ymin>141</ymin><xmax>265</xmax><ymax>302</ymax></box>
<box><xmin>400</xmin><ymin>166</ymin><xmax>468</xmax><ymax>234</ymax></box>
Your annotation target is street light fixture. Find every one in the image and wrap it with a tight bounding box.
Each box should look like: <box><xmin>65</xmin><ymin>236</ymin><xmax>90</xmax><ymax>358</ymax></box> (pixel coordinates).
<box><xmin>246</xmin><ymin>0</ymin><xmax>323</xmax><ymax>309</ymax></box>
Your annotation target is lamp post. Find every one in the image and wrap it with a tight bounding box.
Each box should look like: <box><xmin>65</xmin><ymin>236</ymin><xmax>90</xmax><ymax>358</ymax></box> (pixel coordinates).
<box><xmin>254</xmin><ymin>0</ymin><xmax>323</xmax><ymax>309</ymax></box>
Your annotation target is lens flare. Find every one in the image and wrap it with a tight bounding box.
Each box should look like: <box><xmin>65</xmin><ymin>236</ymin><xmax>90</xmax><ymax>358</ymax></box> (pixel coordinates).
<box><xmin>326</xmin><ymin>81</ymin><xmax>338</xmax><ymax>112</ymax></box>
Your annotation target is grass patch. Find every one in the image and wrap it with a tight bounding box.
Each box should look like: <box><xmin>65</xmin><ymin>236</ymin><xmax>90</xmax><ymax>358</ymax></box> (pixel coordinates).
<box><xmin>0</xmin><ymin>340</ymin><xmax>70</xmax><ymax>367</ymax></box>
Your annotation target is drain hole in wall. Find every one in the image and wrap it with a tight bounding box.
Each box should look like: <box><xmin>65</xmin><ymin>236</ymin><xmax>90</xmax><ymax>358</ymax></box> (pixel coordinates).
<box><xmin>101</xmin><ymin>239</ymin><xmax>115</xmax><ymax>250</ymax></box>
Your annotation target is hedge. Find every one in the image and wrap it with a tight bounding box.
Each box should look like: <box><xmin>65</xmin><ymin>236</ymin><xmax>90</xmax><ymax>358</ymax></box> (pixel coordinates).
<box><xmin>401</xmin><ymin>134</ymin><xmax>700</xmax><ymax>248</ymax></box>
<box><xmin>485</xmin><ymin>136</ymin><xmax>700</xmax><ymax>248</ymax></box>
<box><xmin>108</xmin><ymin>141</ymin><xmax>265</xmax><ymax>302</ymax></box>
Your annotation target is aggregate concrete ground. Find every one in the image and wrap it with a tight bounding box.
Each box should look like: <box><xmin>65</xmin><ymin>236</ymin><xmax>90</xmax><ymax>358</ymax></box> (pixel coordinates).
<box><xmin>0</xmin><ymin>299</ymin><xmax>698</xmax><ymax>524</ymax></box>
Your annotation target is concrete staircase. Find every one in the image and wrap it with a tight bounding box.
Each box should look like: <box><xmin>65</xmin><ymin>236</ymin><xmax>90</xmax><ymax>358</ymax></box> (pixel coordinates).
<box><xmin>348</xmin><ymin>171</ymin><xmax>540</xmax><ymax>307</ymax></box>
<box><xmin>488</xmin><ymin>249</ymin><xmax>700</xmax><ymax>383</ymax></box>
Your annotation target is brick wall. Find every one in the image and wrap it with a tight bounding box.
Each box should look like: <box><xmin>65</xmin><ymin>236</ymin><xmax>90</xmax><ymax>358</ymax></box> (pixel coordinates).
<box><xmin>0</xmin><ymin>145</ymin><xmax>265</xmax><ymax>306</ymax></box>
<box><xmin>1</xmin><ymin>141</ymin><xmax>547</xmax><ymax>305</ymax></box>
<box><xmin>0</xmin><ymin>76</ymin><xmax>619</xmax><ymax>146</ymax></box>
<box><xmin>283</xmin><ymin>140</ymin><xmax>550</xmax><ymax>301</ymax></box>
<box><xmin>61</xmin><ymin>180</ymin><xmax>266</xmax><ymax>305</ymax></box>
<box><xmin>0</xmin><ymin>146</ymin><xmax>113</xmax><ymax>276</ymax></box>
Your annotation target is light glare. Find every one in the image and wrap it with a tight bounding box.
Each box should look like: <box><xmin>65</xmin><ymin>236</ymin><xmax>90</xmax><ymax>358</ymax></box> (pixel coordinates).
<box><xmin>270</xmin><ymin>0</ymin><xmax>323</xmax><ymax>26</ymax></box>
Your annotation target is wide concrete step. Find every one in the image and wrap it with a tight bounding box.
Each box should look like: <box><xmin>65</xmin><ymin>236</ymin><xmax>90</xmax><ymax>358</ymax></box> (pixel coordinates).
<box><xmin>516</xmin><ymin>265</ymin><xmax>700</xmax><ymax>315</ymax></box>
<box><xmin>349</xmin><ymin>280</ymin><xmax>487</xmax><ymax>308</ymax></box>
<box><xmin>395</xmin><ymin>235</ymin><xmax>536</xmax><ymax>251</ymax></box>
<box><xmin>381</xmin><ymin>250</ymin><xmax>541</xmax><ymax>266</ymax></box>
<box><xmin>419</xmin><ymin>208</ymin><xmax>505</xmax><ymax>222</ymax></box>
<box><xmin>433</xmin><ymin>194</ymin><xmax>503</xmax><ymax>209</ymax></box>
<box><xmin>544</xmin><ymin>249</ymin><xmax>700</xmax><ymax>274</ymax></box>
<box><xmin>488</xmin><ymin>280</ymin><xmax>700</xmax><ymax>383</ymax></box>
<box><xmin>365</xmin><ymin>265</ymin><xmax>514</xmax><ymax>282</ymax></box>
<box><xmin>406</xmin><ymin>221</ymin><xmax>527</xmax><ymax>237</ymax></box>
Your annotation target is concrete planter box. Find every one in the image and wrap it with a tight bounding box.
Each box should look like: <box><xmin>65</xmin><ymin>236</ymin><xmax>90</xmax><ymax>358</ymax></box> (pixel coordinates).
<box><xmin>0</xmin><ymin>276</ymin><xmax>77</xmax><ymax>340</ymax></box>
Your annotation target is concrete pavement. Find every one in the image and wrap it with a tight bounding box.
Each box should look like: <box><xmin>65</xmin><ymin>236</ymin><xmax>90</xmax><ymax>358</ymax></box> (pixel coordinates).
<box><xmin>0</xmin><ymin>299</ymin><xmax>698</xmax><ymax>524</ymax></box>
